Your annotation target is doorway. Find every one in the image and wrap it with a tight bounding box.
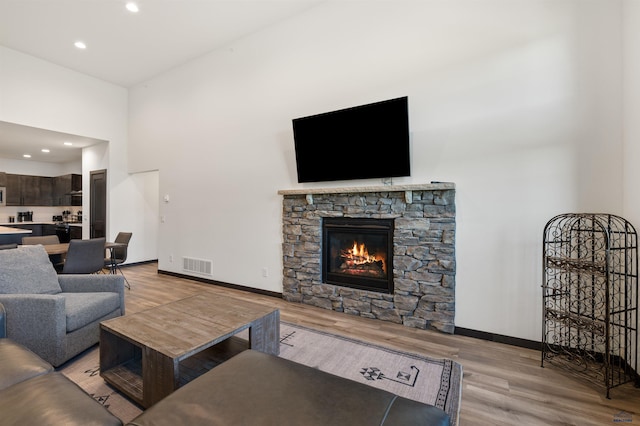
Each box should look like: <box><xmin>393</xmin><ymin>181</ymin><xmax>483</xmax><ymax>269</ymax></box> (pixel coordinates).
<box><xmin>90</xmin><ymin>169</ymin><xmax>107</xmax><ymax>238</ymax></box>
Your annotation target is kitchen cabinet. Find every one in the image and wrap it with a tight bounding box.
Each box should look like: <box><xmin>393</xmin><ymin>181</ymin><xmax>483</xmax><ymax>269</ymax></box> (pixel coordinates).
<box><xmin>5</xmin><ymin>173</ymin><xmax>80</xmax><ymax>207</ymax></box>
<box><xmin>6</xmin><ymin>174</ymin><xmax>52</xmax><ymax>206</ymax></box>
<box><xmin>23</xmin><ymin>175</ymin><xmax>52</xmax><ymax>206</ymax></box>
<box><xmin>69</xmin><ymin>225</ymin><xmax>82</xmax><ymax>240</ymax></box>
<box><xmin>42</xmin><ymin>224</ymin><xmax>57</xmax><ymax>236</ymax></box>
<box><xmin>53</xmin><ymin>174</ymin><xmax>82</xmax><ymax>206</ymax></box>
<box><xmin>6</xmin><ymin>174</ymin><xmax>20</xmax><ymax>205</ymax></box>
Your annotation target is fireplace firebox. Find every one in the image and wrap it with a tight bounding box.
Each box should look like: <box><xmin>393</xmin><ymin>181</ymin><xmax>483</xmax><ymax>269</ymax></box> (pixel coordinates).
<box><xmin>322</xmin><ymin>218</ymin><xmax>394</xmax><ymax>293</ymax></box>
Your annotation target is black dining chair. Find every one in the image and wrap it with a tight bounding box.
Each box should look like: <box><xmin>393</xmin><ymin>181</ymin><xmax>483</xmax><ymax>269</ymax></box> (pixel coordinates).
<box><xmin>62</xmin><ymin>238</ymin><xmax>106</xmax><ymax>274</ymax></box>
<box><xmin>105</xmin><ymin>232</ymin><xmax>132</xmax><ymax>289</ymax></box>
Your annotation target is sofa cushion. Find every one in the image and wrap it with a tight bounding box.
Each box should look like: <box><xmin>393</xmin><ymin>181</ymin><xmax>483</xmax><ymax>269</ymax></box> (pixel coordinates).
<box><xmin>0</xmin><ymin>372</ymin><xmax>122</xmax><ymax>426</ymax></box>
<box><xmin>0</xmin><ymin>245</ymin><xmax>61</xmax><ymax>294</ymax></box>
<box><xmin>62</xmin><ymin>292</ymin><xmax>121</xmax><ymax>333</ymax></box>
<box><xmin>0</xmin><ymin>338</ymin><xmax>53</xmax><ymax>390</ymax></box>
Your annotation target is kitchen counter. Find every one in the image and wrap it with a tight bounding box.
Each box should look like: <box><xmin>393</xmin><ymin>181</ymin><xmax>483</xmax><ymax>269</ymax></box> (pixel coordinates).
<box><xmin>0</xmin><ymin>221</ymin><xmax>82</xmax><ymax>226</ymax></box>
<box><xmin>0</xmin><ymin>226</ymin><xmax>32</xmax><ymax>235</ymax></box>
<box><xmin>0</xmin><ymin>222</ymin><xmax>83</xmax><ymax>245</ymax></box>
<box><xmin>0</xmin><ymin>221</ymin><xmax>57</xmax><ymax>226</ymax></box>
<box><xmin>0</xmin><ymin>225</ymin><xmax>32</xmax><ymax>245</ymax></box>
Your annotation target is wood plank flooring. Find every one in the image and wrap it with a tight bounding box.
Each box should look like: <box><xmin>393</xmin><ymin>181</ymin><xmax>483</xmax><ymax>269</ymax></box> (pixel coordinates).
<box><xmin>121</xmin><ymin>262</ymin><xmax>640</xmax><ymax>425</ymax></box>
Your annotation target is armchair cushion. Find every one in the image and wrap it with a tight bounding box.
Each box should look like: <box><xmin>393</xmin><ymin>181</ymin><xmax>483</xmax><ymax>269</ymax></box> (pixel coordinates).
<box><xmin>0</xmin><ymin>245</ymin><xmax>61</xmax><ymax>295</ymax></box>
<box><xmin>63</xmin><ymin>292</ymin><xmax>121</xmax><ymax>333</ymax></box>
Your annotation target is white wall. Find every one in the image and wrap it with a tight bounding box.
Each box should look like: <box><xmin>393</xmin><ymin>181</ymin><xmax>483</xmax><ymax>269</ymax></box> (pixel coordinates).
<box><xmin>128</xmin><ymin>0</ymin><xmax>626</xmax><ymax>341</ymax></box>
<box><xmin>0</xmin><ymin>46</ymin><xmax>155</xmax><ymax>263</ymax></box>
<box><xmin>0</xmin><ymin>158</ymin><xmax>81</xmax><ymax>176</ymax></box>
<box><xmin>624</xmin><ymin>1</ymin><xmax>640</xmax><ymax>223</ymax></box>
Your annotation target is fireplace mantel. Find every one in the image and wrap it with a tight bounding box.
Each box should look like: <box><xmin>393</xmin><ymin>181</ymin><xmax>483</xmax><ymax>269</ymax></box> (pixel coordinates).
<box><xmin>278</xmin><ymin>182</ymin><xmax>454</xmax><ymax>196</ymax></box>
<box><xmin>278</xmin><ymin>182</ymin><xmax>455</xmax><ymax>204</ymax></box>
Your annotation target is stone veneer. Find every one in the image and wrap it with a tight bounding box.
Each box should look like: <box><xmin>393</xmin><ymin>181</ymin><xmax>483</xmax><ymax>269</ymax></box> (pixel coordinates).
<box><xmin>279</xmin><ymin>183</ymin><xmax>456</xmax><ymax>333</ymax></box>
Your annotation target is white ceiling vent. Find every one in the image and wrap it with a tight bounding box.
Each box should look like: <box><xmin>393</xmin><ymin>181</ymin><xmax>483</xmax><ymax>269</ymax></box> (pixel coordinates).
<box><xmin>183</xmin><ymin>257</ymin><xmax>213</xmax><ymax>276</ymax></box>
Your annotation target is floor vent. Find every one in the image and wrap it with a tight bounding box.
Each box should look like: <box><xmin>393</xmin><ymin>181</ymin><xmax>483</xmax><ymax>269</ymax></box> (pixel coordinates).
<box><xmin>183</xmin><ymin>257</ymin><xmax>213</xmax><ymax>276</ymax></box>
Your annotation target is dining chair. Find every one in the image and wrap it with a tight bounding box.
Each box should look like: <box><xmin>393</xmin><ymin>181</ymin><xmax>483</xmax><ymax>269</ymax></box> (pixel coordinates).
<box><xmin>62</xmin><ymin>238</ymin><xmax>106</xmax><ymax>274</ymax></box>
<box><xmin>22</xmin><ymin>235</ymin><xmax>61</xmax><ymax>245</ymax></box>
<box><xmin>105</xmin><ymin>232</ymin><xmax>132</xmax><ymax>289</ymax></box>
<box><xmin>23</xmin><ymin>235</ymin><xmax>64</xmax><ymax>272</ymax></box>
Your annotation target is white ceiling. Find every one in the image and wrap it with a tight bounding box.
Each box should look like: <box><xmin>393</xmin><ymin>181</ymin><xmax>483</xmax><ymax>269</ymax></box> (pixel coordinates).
<box><xmin>0</xmin><ymin>0</ymin><xmax>323</xmax><ymax>163</ymax></box>
<box><xmin>0</xmin><ymin>0</ymin><xmax>323</xmax><ymax>88</ymax></box>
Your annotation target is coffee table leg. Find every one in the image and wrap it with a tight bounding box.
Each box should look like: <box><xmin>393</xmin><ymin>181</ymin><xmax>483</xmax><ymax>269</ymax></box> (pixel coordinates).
<box><xmin>248</xmin><ymin>309</ymin><xmax>280</xmax><ymax>355</ymax></box>
<box><xmin>143</xmin><ymin>347</ymin><xmax>178</xmax><ymax>408</ymax></box>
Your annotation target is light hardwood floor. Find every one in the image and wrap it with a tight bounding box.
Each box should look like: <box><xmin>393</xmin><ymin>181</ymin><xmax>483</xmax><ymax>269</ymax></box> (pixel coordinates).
<box><xmin>122</xmin><ymin>262</ymin><xmax>640</xmax><ymax>425</ymax></box>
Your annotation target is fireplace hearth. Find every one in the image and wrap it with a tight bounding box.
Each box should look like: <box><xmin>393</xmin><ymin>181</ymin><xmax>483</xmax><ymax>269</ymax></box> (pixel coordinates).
<box><xmin>323</xmin><ymin>218</ymin><xmax>393</xmax><ymax>293</ymax></box>
<box><xmin>279</xmin><ymin>183</ymin><xmax>456</xmax><ymax>333</ymax></box>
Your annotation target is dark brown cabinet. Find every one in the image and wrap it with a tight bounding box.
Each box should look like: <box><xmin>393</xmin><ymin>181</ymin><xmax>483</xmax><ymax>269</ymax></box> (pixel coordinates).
<box><xmin>6</xmin><ymin>173</ymin><xmax>80</xmax><ymax>207</ymax></box>
<box><xmin>5</xmin><ymin>174</ymin><xmax>20</xmax><ymax>205</ymax></box>
<box><xmin>69</xmin><ymin>225</ymin><xmax>82</xmax><ymax>240</ymax></box>
<box><xmin>6</xmin><ymin>174</ymin><xmax>52</xmax><ymax>206</ymax></box>
<box><xmin>52</xmin><ymin>174</ymin><xmax>82</xmax><ymax>206</ymax></box>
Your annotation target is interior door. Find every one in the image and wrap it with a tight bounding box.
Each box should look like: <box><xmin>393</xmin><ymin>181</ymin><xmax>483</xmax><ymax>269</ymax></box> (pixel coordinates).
<box><xmin>90</xmin><ymin>169</ymin><xmax>107</xmax><ymax>238</ymax></box>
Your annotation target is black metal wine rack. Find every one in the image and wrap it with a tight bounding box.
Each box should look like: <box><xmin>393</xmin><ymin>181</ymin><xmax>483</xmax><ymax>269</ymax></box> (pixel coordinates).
<box><xmin>542</xmin><ymin>213</ymin><xmax>639</xmax><ymax>398</ymax></box>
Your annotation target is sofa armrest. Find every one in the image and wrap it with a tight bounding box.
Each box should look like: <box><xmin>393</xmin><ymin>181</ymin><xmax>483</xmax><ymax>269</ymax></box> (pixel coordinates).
<box><xmin>58</xmin><ymin>274</ymin><xmax>125</xmax><ymax>315</ymax></box>
<box><xmin>0</xmin><ymin>295</ymin><xmax>67</xmax><ymax>355</ymax></box>
<box><xmin>58</xmin><ymin>274</ymin><xmax>124</xmax><ymax>293</ymax></box>
<box><xmin>0</xmin><ymin>302</ymin><xmax>5</xmax><ymax>338</ymax></box>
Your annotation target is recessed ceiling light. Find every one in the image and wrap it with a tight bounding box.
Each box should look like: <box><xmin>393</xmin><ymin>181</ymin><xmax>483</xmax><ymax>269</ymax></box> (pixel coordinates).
<box><xmin>126</xmin><ymin>2</ymin><xmax>139</xmax><ymax>13</ymax></box>
<box><xmin>64</xmin><ymin>142</ymin><xmax>73</xmax><ymax>146</ymax></box>
<box><xmin>74</xmin><ymin>41</ymin><xmax>87</xmax><ymax>49</ymax></box>
<box><xmin>23</xmin><ymin>154</ymin><xmax>31</xmax><ymax>158</ymax></box>
<box><xmin>42</xmin><ymin>149</ymin><xmax>50</xmax><ymax>153</ymax></box>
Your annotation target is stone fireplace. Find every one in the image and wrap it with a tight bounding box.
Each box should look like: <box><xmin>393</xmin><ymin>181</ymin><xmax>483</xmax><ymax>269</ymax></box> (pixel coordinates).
<box><xmin>279</xmin><ymin>183</ymin><xmax>456</xmax><ymax>333</ymax></box>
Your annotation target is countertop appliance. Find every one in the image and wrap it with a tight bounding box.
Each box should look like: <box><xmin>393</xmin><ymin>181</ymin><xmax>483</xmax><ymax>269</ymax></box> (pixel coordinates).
<box><xmin>17</xmin><ymin>211</ymin><xmax>33</xmax><ymax>222</ymax></box>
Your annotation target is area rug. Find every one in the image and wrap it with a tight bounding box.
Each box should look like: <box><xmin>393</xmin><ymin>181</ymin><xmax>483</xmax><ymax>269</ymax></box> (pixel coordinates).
<box><xmin>278</xmin><ymin>323</ymin><xmax>462</xmax><ymax>426</ymax></box>
<box><xmin>59</xmin><ymin>322</ymin><xmax>462</xmax><ymax>425</ymax></box>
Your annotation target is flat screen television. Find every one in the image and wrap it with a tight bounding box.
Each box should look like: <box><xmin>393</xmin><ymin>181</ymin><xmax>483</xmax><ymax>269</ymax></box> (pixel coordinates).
<box><xmin>292</xmin><ymin>96</ymin><xmax>410</xmax><ymax>183</ymax></box>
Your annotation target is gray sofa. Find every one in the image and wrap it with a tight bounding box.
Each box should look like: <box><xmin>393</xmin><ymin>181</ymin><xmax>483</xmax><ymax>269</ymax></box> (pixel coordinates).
<box><xmin>0</xmin><ymin>244</ymin><xmax>125</xmax><ymax>366</ymax></box>
<box><xmin>0</xmin><ymin>303</ymin><xmax>122</xmax><ymax>425</ymax></box>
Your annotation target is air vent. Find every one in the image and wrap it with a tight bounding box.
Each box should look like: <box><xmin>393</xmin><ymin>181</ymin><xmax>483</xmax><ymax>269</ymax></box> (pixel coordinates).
<box><xmin>183</xmin><ymin>257</ymin><xmax>213</xmax><ymax>276</ymax></box>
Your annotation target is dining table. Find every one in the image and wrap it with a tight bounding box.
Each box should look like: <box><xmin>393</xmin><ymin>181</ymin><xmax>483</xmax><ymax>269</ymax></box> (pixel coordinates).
<box><xmin>43</xmin><ymin>243</ymin><xmax>69</xmax><ymax>256</ymax></box>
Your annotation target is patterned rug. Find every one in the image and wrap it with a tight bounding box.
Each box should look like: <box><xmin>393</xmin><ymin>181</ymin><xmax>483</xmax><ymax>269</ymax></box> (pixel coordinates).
<box><xmin>59</xmin><ymin>322</ymin><xmax>462</xmax><ymax>425</ymax></box>
<box><xmin>279</xmin><ymin>323</ymin><xmax>462</xmax><ymax>425</ymax></box>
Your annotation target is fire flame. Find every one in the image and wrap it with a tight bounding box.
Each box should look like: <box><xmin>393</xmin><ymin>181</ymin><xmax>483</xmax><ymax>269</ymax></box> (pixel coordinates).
<box><xmin>347</xmin><ymin>241</ymin><xmax>375</xmax><ymax>264</ymax></box>
<box><xmin>341</xmin><ymin>241</ymin><xmax>384</xmax><ymax>270</ymax></box>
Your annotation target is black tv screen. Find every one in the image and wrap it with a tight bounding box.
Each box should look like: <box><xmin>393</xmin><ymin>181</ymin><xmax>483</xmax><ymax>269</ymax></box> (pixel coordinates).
<box><xmin>292</xmin><ymin>96</ymin><xmax>410</xmax><ymax>183</ymax></box>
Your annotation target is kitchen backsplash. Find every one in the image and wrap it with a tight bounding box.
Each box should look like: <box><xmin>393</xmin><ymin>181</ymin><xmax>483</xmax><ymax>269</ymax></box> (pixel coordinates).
<box><xmin>0</xmin><ymin>206</ymin><xmax>82</xmax><ymax>224</ymax></box>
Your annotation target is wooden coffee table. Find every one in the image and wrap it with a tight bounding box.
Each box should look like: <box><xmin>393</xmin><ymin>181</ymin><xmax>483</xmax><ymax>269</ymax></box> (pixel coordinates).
<box><xmin>99</xmin><ymin>292</ymin><xmax>280</xmax><ymax>408</ymax></box>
